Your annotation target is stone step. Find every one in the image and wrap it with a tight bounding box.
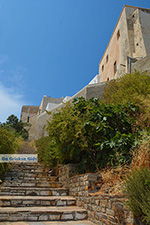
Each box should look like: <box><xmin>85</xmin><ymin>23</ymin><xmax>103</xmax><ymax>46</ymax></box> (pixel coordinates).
<box><xmin>4</xmin><ymin>177</ymin><xmax>58</xmax><ymax>183</ymax></box>
<box><xmin>6</xmin><ymin>170</ymin><xmax>52</xmax><ymax>177</ymax></box>
<box><xmin>0</xmin><ymin>206</ymin><xmax>87</xmax><ymax>221</ymax></box>
<box><xmin>0</xmin><ymin>221</ymin><xmax>95</xmax><ymax>225</ymax></box>
<box><xmin>2</xmin><ymin>182</ymin><xmax>62</xmax><ymax>188</ymax></box>
<box><xmin>0</xmin><ymin>196</ymin><xmax>76</xmax><ymax>207</ymax></box>
<box><xmin>0</xmin><ymin>187</ymin><xmax>69</xmax><ymax>196</ymax></box>
<box><xmin>12</xmin><ymin>167</ymin><xmax>47</xmax><ymax>172</ymax></box>
<box><xmin>8</xmin><ymin>169</ymin><xmax>48</xmax><ymax>173</ymax></box>
<box><xmin>8</xmin><ymin>165</ymin><xmax>49</xmax><ymax>171</ymax></box>
<box><xmin>11</xmin><ymin>163</ymin><xmax>43</xmax><ymax>168</ymax></box>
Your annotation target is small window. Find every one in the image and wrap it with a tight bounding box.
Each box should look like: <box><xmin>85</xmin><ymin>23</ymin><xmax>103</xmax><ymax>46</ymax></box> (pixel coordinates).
<box><xmin>106</xmin><ymin>55</ymin><xmax>109</xmax><ymax>63</ymax></box>
<box><xmin>114</xmin><ymin>61</ymin><xmax>117</xmax><ymax>74</ymax></box>
<box><xmin>27</xmin><ymin>116</ymin><xmax>30</xmax><ymax>123</ymax></box>
<box><xmin>102</xmin><ymin>65</ymin><xmax>104</xmax><ymax>72</ymax></box>
<box><xmin>117</xmin><ymin>30</ymin><xmax>120</xmax><ymax>40</ymax></box>
<box><xmin>107</xmin><ymin>77</ymin><xmax>109</xmax><ymax>81</ymax></box>
<box><xmin>136</xmin><ymin>43</ymin><xmax>139</xmax><ymax>46</ymax></box>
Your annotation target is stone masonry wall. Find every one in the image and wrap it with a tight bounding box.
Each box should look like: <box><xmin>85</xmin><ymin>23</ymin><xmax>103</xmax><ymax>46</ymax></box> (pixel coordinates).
<box><xmin>58</xmin><ymin>164</ymin><xmax>134</xmax><ymax>225</ymax></box>
<box><xmin>58</xmin><ymin>164</ymin><xmax>78</xmax><ymax>188</ymax></box>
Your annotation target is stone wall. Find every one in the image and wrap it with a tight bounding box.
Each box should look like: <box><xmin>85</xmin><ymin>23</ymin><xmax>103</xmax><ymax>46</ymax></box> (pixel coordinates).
<box><xmin>76</xmin><ymin>194</ymin><xmax>133</xmax><ymax>225</ymax></box>
<box><xmin>131</xmin><ymin>56</ymin><xmax>150</xmax><ymax>73</ymax></box>
<box><xmin>86</xmin><ymin>83</ymin><xmax>106</xmax><ymax>100</ymax></box>
<box><xmin>58</xmin><ymin>164</ymin><xmax>134</xmax><ymax>225</ymax></box>
<box><xmin>57</xmin><ymin>164</ymin><xmax>78</xmax><ymax>188</ymax></box>
<box><xmin>69</xmin><ymin>173</ymin><xmax>102</xmax><ymax>197</ymax></box>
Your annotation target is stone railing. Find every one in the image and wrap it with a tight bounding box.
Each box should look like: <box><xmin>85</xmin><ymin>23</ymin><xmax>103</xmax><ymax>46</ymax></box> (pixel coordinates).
<box><xmin>58</xmin><ymin>164</ymin><xmax>134</xmax><ymax>225</ymax></box>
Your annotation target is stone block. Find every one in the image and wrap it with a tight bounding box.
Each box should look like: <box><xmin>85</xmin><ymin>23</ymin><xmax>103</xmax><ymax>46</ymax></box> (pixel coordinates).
<box><xmin>49</xmin><ymin>213</ymin><xmax>61</xmax><ymax>220</ymax></box>
<box><xmin>38</xmin><ymin>214</ymin><xmax>49</xmax><ymax>220</ymax></box>
<box><xmin>57</xmin><ymin>200</ymin><xmax>66</xmax><ymax>206</ymax></box>
<box><xmin>75</xmin><ymin>211</ymin><xmax>87</xmax><ymax>220</ymax></box>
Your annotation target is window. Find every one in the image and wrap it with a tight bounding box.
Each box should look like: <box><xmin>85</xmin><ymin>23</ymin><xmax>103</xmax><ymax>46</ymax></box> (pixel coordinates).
<box><xmin>102</xmin><ymin>65</ymin><xmax>104</xmax><ymax>72</ymax></box>
<box><xmin>106</xmin><ymin>55</ymin><xmax>109</xmax><ymax>63</ymax></box>
<box><xmin>117</xmin><ymin>30</ymin><xmax>120</xmax><ymax>40</ymax></box>
<box><xmin>114</xmin><ymin>61</ymin><xmax>117</xmax><ymax>74</ymax></box>
<box><xmin>107</xmin><ymin>77</ymin><xmax>109</xmax><ymax>81</ymax></box>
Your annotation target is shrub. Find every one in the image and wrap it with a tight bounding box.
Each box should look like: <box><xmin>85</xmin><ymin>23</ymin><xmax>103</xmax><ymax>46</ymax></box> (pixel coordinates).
<box><xmin>124</xmin><ymin>168</ymin><xmax>150</xmax><ymax>224</ymax></box>
<box><xmin>132</xmin><ymin>132</ymin><xmax>150</xmax><ymax>169</ymax></box>
<box><xmin>102</xmin><ymin>72</ymin><xmax>150</xmax><ymax>128</ymax></box>
<box><xmin>0</xmin><ymin>127</ymin><xmax>20</xmax><ymax>179</ymax></box>
<box><xmin>0</xmin><ymin>127</ymin><xmax>18</xmax><ymax>154</ymax></box>
<box><xmin>36</xmin><ymin>136</ymin><xmax>60</xmax><ymax>168</ymax></box>
<box><xmin>2</xmin><ymin>114</ymin><xmax>29</xmax><ymax>140</ymax></box>
<box><xmin>102</xmin><ymin>72</ymin><xmax>150</xmax><ymax>105</ymax></box>
<box><xmin>43</xmin><ymin>98</ymin><xmax>138</xmax><ymax>172</ymax></box>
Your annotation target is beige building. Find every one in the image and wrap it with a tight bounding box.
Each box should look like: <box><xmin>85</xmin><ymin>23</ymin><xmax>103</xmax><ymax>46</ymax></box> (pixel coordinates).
<box><xmin>99</xmin><ymin>5</ymin><xmax>150</xmax><ymax>82</ymax></box>
<box><xmin>20</xmin><ymin>106</ymin><xmax>39</xmax><ymax>123</ymax></box>
<box><xmin>21</xmin><ymin>96</ymin><xmax>65</xmax><ymax>140</ymax></box>
<box><xmin>20</xmin><ymin>5</ymin><xmax>150</xmax><ymax>140</ymax></box>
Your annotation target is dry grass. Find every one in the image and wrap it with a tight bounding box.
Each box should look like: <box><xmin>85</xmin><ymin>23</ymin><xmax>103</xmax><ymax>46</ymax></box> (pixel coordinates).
<box><xmin>92</xmin><ymin>134</ymin><xmax>150</xmax><ymax>196</ymax></box>
<box><xmin>132</xmin><ymin>135</ymin><xmax>150</xmax><ymax>169</ymax></box>
<box><xmin>92</xmin><ymin>166</ymin><xmax>130</xmax><ymax>196</ymax></box>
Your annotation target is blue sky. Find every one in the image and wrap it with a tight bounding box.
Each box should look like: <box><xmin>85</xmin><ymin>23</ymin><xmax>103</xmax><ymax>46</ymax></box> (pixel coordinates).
<box><xmin>0</xmin><ymin>0</ymin><xmax>149</xmax><ymax>122</ymax></box>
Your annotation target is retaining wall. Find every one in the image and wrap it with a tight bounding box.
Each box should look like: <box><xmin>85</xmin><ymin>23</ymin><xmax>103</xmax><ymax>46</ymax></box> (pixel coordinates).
<box><xmin>58</xmin><ymin>164</ymin><xmax>134</xmax><ymax>225</ymax></box>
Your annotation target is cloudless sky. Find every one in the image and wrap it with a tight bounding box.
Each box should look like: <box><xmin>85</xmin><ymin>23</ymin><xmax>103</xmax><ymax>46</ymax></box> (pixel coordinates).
<box><xmin>0</xmin><ymin>0</ymin><xmax>150</xmax><ymax>121</ymax></box>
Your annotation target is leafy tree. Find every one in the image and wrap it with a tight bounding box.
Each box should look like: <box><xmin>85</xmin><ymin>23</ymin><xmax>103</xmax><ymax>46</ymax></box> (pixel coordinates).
<box><xmin>2</xmin><ymin>115</ymin><xmax>28</xmax><ymax>140</ymax></box>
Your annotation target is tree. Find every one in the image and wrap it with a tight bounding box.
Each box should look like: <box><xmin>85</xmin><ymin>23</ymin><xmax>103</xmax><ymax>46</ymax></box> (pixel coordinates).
<box><xmin>2</xmin><ymin>115</ymin><xmax>28</xmax><ymax>140</ymax></box>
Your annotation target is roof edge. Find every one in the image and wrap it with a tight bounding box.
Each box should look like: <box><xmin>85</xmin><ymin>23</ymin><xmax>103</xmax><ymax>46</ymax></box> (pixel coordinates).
<box><xmin>125</xmin><ymin>5</ymin><xmax>150</xmax><ymax>11</ymax></box>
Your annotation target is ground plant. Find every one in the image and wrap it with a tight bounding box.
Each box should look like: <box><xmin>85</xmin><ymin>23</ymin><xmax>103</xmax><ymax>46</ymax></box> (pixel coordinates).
<box><xmin>124</xmin><ymin>168</ymin><xmax>150</xmax><ymax>224</ymax></box>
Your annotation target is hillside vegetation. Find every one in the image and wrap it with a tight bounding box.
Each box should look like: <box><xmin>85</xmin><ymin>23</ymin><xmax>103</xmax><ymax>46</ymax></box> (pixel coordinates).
<box><xmin>36</xmin><ymin>72</ymin><xmax>150</xmax><ymax>171</ymax></box>
<box><xmin>36</xmin><ymin>72</ymin><xmax>150</xmax><ymax>224</ymax></box>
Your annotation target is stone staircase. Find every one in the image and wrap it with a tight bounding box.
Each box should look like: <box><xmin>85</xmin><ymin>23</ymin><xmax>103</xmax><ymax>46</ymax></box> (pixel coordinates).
<box><xmin>0</xmin><ymin>163</ymin><xmax>88</xmax><ymax>222</ymax></box>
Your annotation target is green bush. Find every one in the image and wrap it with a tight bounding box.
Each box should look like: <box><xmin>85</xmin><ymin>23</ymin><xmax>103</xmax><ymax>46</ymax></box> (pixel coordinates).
<box><xmin>102</xmin><ymin>72</ymin><xmax>150</xmax><ymax>105</ymax></box>
<box><xmin>38</xmin><ymin>97</ymin><xmax>138</xmax><ymax>172</ymax></box>
<box><xmin>0</xmin><ymin>127</ymin><xmax>20</xmax><ymax>179</ymax></box>
<box><xmin>124</xmin><ymin>168</ymin><xmax>150</xmax><ymax>224</ymax></box>
<box><xmin>0</xmin><ymin>127</ymin><xmax>18</xmax><ymax>154</ymax></box>
<box><xmin>36</xmin><ymin>136</ymin><xmax>60</xmax><ymax>168</ymax></box>
<box><xmin>2</xmin><ymin>114</ymin><xmax>29</xmax><ymax>140</ymax></box>
<box><xmin>102</xmin><ymin>72</ymin><xmax>150</xmax><ymax>128</ymax></box>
